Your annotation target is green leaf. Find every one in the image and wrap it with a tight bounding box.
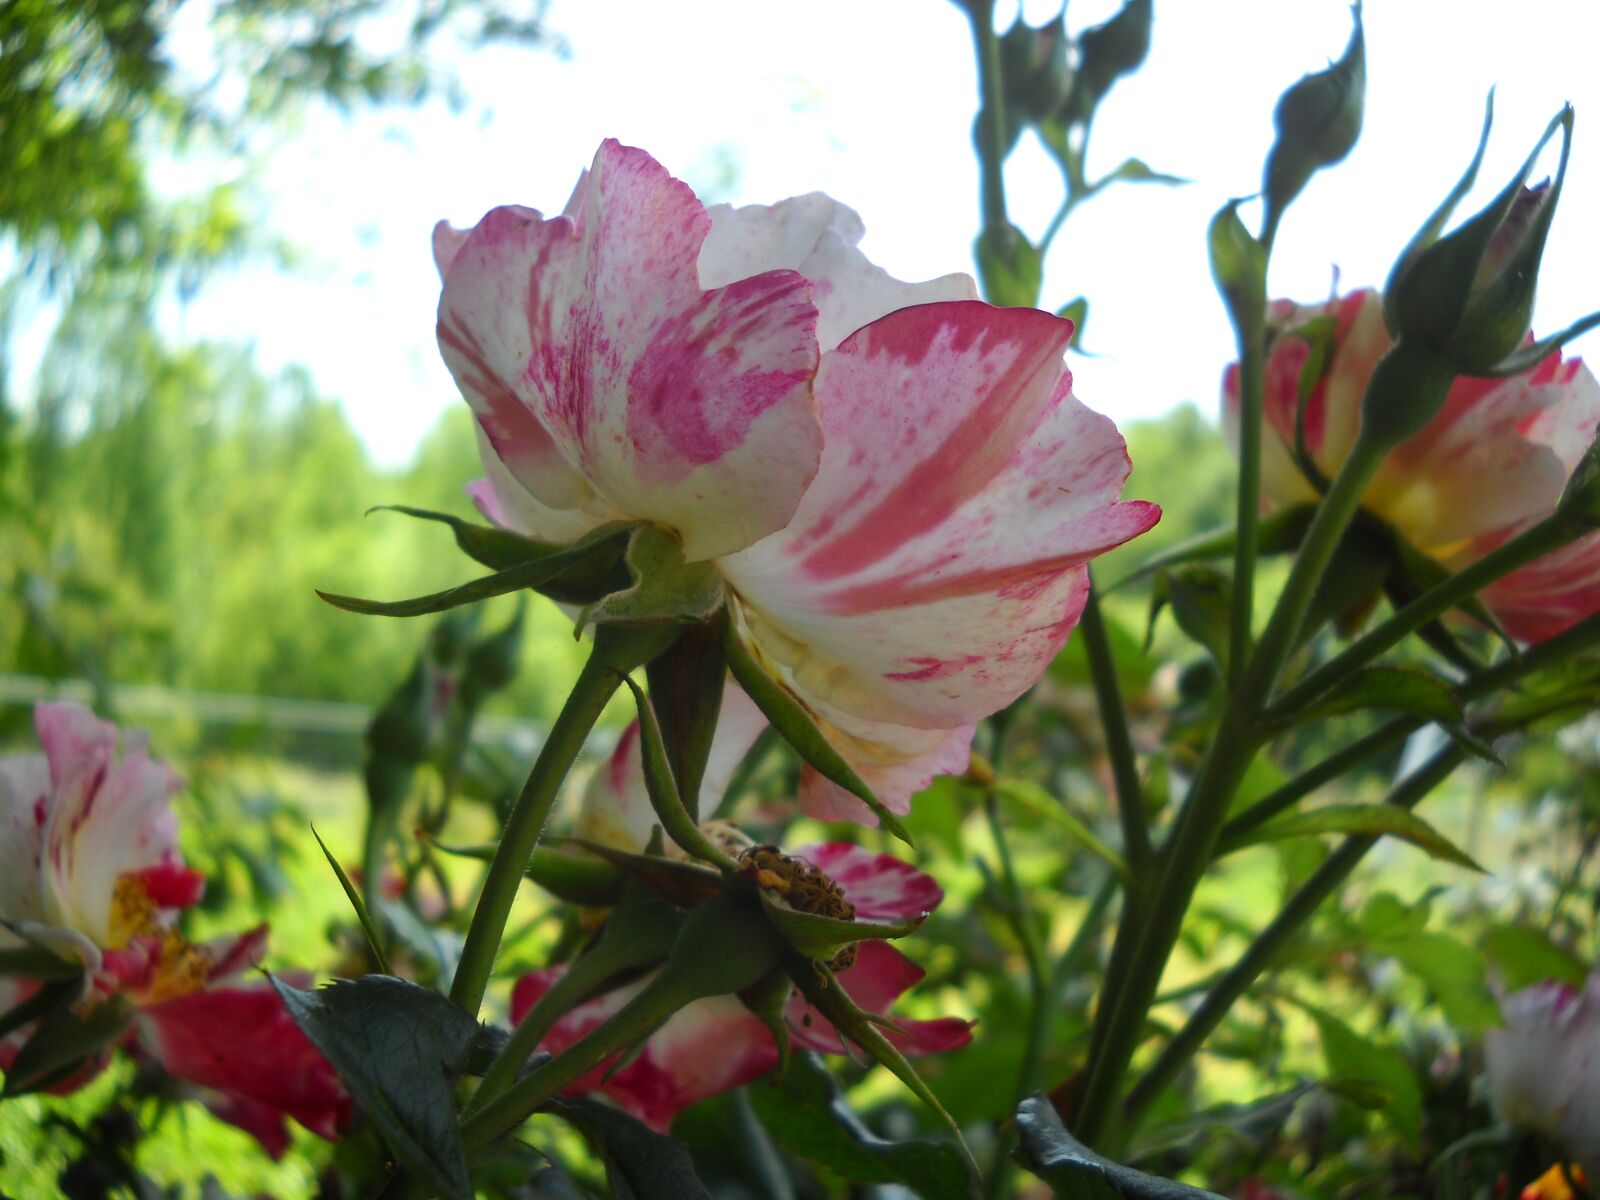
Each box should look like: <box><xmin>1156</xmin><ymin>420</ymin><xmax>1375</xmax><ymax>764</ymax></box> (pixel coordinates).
<box><xmin>1307</xmin><ymin>1005</ymin><xmax>1422</xmax><ymax>1147</ymax></box>
<box><xmin>1481</xmin><ymin>925</ymin><xmax>1589</xmax><ymax>991</ymax></box>
<box><xmin>319</xmin><ymin>523</ymin><xmax>632</xmax><ymax>618</ymax></box>
<box><xmin>1014</xmin><ymin>1094</ymin><xmax>1224</xmax><ymax>1198</ymax></box>
<box><xmin>993</xmin><ymin>779</ymin><xmax>1130</xmax><ymax>883</ymax></box>
<box><xmin>545</xmin><ymin>1094</ymin><xmax>711</xmax><ymax>1199</ymax></box>
<box><xmin>1283</xmin><ymin>665</ymin><xmax>1462</xmax><ymax>727</ymax></box>
<box><xmin>2</xmin><ymin>994</ymin><xmax>130</xmax><ymax>1096</ymax></box>
<box><xmin>1098</xmin><ymin>158</ymin><xmax>1187</xmax><ymax>188</ymax></box>
<box><xmin>312</xmin><ymin>824</ymin><xmax>391</xmax><ymax>976</ymax></box>
<box><xmin>581</xmin><ymin>526</ymin><xmax>725</xmax><ymax>629</ymax></box>
<box><xmin>1383</xmin><ymin>931</ymin><xmax>1498</xmax><ymax>1032</ymax></box>
<box><xmin>271</xmin><ymin>974</ymin><xmax>484</xmax><ymax>1200</ymax></box>
<box><xmin>1224</xmin><ymin>804</ymin><xmax>1483</xmax><ymax>871</ymax></box>
<box><xmin>1057</xmin><ymin>297</ymin><xmax>1090</xmax><ymax>352</ymax></box>
<box><xmin>748</xmin><ymin>1053</ymin><xmax>977</xmax><ymax>1200</ymax></box>
<box><xmin>563</xmin><ymin>839</ymin><xmax>725</xmax><ymax>910</ymax></box>
<box><xmin>723</xmin><ymin>612</ymin><xmax>912</xmax><ymax>845</ymax></box>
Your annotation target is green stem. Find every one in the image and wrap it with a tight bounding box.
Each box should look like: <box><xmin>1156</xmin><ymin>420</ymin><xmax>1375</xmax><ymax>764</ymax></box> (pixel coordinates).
<box><xmin>1080</xmin><ymin>580</ymin><xmax>1151</xmax><ymax>882</ymax></box>
<box><xmin>982</xmin><ymin>791</ymin><xmax>1052</xmax><ymax>1200</ymax></box>
<box><xmin>1228</xmin><ymin>305</ymin><xmax>1267</xmax><ymax>689</ymax></box>
<box><xmin>449</xmin><ymin>625</ymin><xmax>676</xmax><ymax>1016</ymax></box>
<box><xmin>1267</xmin><ymin>513</ymin><xmax>1583</xmax><ymax>717</ymax></box>
<box><xmin>968</xmin><ymin>0</ymin><xmax>1009</xmax><ymax>234</ymax></box>
<box><xmin>1122</xmin><ymin>743</ymin><xmax>1466</xmax><ymax>1126</ymax></box>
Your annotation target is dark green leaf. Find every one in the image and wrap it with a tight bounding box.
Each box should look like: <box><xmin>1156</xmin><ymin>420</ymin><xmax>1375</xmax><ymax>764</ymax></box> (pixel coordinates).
<box><xmin>1014</xmin><ymin>1094</ymin><xmax>1224</xmax><ymax>1197</ymax></box>
<box><xmin>1285</xmin><ymin>665</ymin><xmax>1462</xmax><ymax>727</ymax></box>
<box><xmin>271</xmin><ymin>975</ymin><xmax>483</xmax><ymax>1200</ymax></box>
<box><xmin>1149</xmin><ymin>566</ymin><xmax>1232</xmax><ymax>669</ymax></box>
<box><xmin>546</xmin><ymin>1094</ymin><xmax>711</xmax><ymax>1200</ymax></box>
<box><xmin>748</xmin><ymin>1053</ymin><xmax>977</xmax><ymax>1200</ymax></box>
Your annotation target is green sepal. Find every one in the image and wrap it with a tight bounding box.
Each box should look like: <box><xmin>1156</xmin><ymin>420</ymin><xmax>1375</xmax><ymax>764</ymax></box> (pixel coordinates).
<box><xmin>1386</xmin><ymin>100</ymin><xmax>1573</xmax><ymax>370</ymax></box>
<box><xmin>1056</xmin><ymin>297</ymin><xmax>1090</xmax><ymax>352</ymax></box>
<box><xmin>367</xmin><ymin>504</ymin><xmax>567</xmax><ymax>572</ymax></box>
<box><xmin>617</xmin><ymin>674</ymin><xmax>737</xmax><ymax>869</ymax></box>
<box><xmin>580</xmin><ymin>526</ymin><xmax>726</xmax><ymax>629</ymax></box>
<box><xmin>1014</xmin><ymin>1093</ymin><xmax>1224</xmax><ymax>1198</ymax></box>
<box><xmin>428</xmin><ymin>838</ymin><xmax>626</xmax><ymax>906</ymax></box>
<box><xmin>784</xmin><ymin>950</ymin><xmax>978</xmax><ymax>1180</ymax></box>
<box><xmin>319</xmin><ymin>522</ymin><xmax>634</xmax><ymax>617</ymax></box>
<box><xmin>0</xmin><ymin>977</ymin><xmax>77</xmax><ymax>1043</ymax></box>
<box><xmin>721</xmin><ymin>610</ymin><xmax>912</xmax><ymax>846</ymax></box>
<box><xmin>564</xmin><ymin>839</ymin><xmax>725</xmax><ymax>910</ymax></box>
<box><xmin>2</xmin><ymin>993</ymin><xmax>131</xmax><ymax>1097</ymax></box>
<box><xmin>754</xmin><ymin>888</ymin><xmax>924</xmax><ymax>965</ymax></box>
<box><xmin>0</xmin><ymin>945</ymin><xmax>83</xmax><ymax>981</ymax></box>
<box><xmin>644</xmin><ymin>622</ymin><xmax>727</xmax><ymax>820</ymax></box>
<box><xmin>1262</xmin><ymin>4</ymin><xmax>1364</xmax><ymax>240</ymax></box>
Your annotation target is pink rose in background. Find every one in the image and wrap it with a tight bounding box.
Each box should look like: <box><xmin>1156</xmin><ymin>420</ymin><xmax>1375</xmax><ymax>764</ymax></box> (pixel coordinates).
<box><xmin>435</xmin><ymin>139</ymin><xmax>1158</xmax><ymax>823</ymax></box>
<box><xmin>0</xmin><ymin>702</ymin><xmax>349</xmax><ymax>1156</ymax></box>
<box><xmin>511</xmin><ymin>841</ymin><xmax>969</xmax><ymax>1132</ymax></box>
<box><xmin>1484</xmin><ymin>971</ymin><xmax>1600</xmax><ymax>1169</ymax></box>
<box><xmin>1223</xmin><ymin>288</ymin><xmax>1600</xmax><ymax>642</ymax></box>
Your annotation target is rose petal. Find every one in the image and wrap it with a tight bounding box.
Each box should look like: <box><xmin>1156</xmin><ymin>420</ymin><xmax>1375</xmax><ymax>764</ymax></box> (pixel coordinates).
<box><xmin>136</xmin><ymin>982</ymin><xmax>350</xmax><ymax>1151</ymax></box>
<box><xmin>441</xmin><ymin>140</ymin><xmax>825</xmax><ymax>561</ymax></box>
<box><xmin>701</xmin><ymin>193</ymin><xmax>977</xmax><ymax>351</ymax></box>
<box><xmin>720</xmin><ymin>302</ymin><xmax>1158</xmax><ymax>743</ymax></box>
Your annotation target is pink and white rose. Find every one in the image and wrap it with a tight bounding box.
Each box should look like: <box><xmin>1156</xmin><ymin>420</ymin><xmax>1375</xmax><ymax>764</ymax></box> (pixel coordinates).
<box><xmin>0</xmin><ymin>703</ymin><xmax>348</xmax><ymax>1156</ymax></box>
<box><xmin>1485</xmin><ymin>971</ymin><xmax>1600</xmax><ymax>1168</ymax></box>
<box><xmin>1224</xmin><ymin>288</ymin><xmax>1600</xmax><ymax>643</ymax></box>
<box><xmin>435</xmin><ymin>139</ymin><xmax>1158</xmax><ymax>823</ymax></box>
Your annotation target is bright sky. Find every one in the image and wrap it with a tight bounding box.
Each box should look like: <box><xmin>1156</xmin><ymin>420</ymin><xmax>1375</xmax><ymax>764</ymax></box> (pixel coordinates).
<box><xmin>170</xmin><ymin>0</ymin><xmax>1600</xmax><ymax>466</ymax></box>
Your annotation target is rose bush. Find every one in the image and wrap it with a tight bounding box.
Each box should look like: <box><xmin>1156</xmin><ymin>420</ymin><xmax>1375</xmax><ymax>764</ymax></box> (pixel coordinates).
<box><xmin>434</xmin><ymin>139</ymin><xmax>1158</xmax><ymax>821</ymax></box>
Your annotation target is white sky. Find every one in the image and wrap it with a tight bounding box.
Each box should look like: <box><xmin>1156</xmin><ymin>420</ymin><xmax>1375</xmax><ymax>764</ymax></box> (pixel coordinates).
<box><xmin>161</xmin><ymin>0</ymin><xmax>1600</xmax><ymax>465</ymax></box>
